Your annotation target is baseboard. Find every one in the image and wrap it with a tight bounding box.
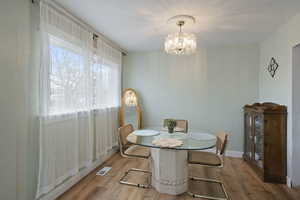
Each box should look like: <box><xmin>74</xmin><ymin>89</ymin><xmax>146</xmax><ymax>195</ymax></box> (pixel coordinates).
<box><xmin>38</xmin><ymin>148</ymin><xmax>118</xmax><ymax>200</ymax></box>
<box><xmin>287</xmin><ymin>176</ymin><xmax>292</xmax><ymax>188</ymax></box>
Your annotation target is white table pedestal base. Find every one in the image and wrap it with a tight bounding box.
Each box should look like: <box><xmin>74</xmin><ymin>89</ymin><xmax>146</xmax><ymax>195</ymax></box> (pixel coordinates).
<box><xmin>151</xmin><ymin>148</ymin><xmax>188</xmax><ymax>195</ymax></box>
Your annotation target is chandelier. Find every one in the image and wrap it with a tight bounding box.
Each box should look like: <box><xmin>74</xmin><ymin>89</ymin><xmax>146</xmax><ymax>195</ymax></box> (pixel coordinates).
<box><xmin>165</xmin><ymin>15</ymin><xmax>197</xmax><ymax>55</ymax></box>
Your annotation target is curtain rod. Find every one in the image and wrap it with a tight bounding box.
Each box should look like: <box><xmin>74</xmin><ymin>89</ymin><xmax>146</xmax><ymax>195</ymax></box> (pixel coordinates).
<box><xmin>32</xmin><ymin>0</ymin><xmax>127</xmax><ymax>56</ymax></box>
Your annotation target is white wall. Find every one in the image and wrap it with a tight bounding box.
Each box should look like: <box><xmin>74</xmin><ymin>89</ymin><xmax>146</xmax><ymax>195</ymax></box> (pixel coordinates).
<box><xmin>123</xmin><ymin>45</ymin><xmax>259</xmax><ymax>152</ymax></box>
<box><xmin>259</xmin><ymin>12</ymin><xmax>300</xmax><ymax>186</ymax></box>
<box><xmin>0</xmin><ymin>0</ymin><xmax>36</xmax><ymax>199</ymax></box>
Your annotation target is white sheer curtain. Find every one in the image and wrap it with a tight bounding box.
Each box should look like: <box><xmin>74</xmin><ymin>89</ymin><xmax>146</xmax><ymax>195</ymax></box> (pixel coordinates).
<box><xmin>36</xmin><ymin>1</ymin><xmax>121</xmax><ymax>198</ymax></box>
<box><xmin>93</xmin><ymin>36</ymin><xmax>122</xmax><ymax>158</ymax></box>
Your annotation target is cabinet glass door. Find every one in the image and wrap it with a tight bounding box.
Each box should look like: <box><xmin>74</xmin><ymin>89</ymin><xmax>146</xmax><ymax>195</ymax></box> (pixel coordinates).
<box><xmin>244</xmin><ymin>113</ymin><xmax>252</xmax><ymax>158</ymax></box>
<box><xmin>254</xmin><ymin>114</ymin><xmax>264</xmax><ymax>168</ymax></box>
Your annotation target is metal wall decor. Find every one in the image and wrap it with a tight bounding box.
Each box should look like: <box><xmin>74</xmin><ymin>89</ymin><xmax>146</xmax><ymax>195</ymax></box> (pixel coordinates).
<box><xmin>268</xmin><ymin>57</ymin><xmax>279</xmax><ymax>78</ymax></box>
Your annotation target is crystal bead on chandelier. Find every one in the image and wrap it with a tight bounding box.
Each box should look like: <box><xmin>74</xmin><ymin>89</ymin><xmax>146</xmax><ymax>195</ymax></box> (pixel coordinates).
<box><xmin>165</xmin><ymin>15</ymin><xmax>197</xmax><ymax>55</ymax></box>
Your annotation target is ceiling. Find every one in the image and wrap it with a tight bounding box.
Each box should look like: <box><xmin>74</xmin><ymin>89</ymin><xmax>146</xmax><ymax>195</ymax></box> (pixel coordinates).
<box><xmin>56</xmin><ymin>0</ymin><xmax>300</xmax><ymax>52</ymax></box>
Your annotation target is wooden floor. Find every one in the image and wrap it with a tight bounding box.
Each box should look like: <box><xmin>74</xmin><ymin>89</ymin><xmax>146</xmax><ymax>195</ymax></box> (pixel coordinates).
<box><xmin>58</xmin><ymin>153</ymin><xmax>300</xmax><ymax>200</ymax></box>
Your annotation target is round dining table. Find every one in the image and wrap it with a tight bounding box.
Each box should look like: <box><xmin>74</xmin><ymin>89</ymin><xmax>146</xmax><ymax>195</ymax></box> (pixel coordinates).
<box><xmin>127</xmin><ymin>131</ymin><xmax>216</xmax><ymax>195</ymax></box>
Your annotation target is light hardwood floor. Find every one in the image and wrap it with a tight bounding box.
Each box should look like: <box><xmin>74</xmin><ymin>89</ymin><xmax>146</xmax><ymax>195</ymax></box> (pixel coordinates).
<box><xmin>58</xmin><ymin>153</ymin><xmax>300</xmax><ymax>200</ymax></box>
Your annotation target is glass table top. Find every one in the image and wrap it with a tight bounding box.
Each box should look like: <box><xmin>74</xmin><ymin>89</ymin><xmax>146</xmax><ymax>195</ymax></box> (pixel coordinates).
<box><xmin>127</xmin><ymin>131</ymin><xmax>216</xmax><ymax>150</ymax></box>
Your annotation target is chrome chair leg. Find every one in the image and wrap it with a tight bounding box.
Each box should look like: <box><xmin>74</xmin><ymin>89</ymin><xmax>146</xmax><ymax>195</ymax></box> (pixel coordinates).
<box><xmin>188</xmin><ymin>177</ymin><xmax>229</xmax><ymax>200</ymax></box>
<box><xmin>119</xmin><ymin>168</ymin><xmax>151</xmax><ymax>188</ymax></box>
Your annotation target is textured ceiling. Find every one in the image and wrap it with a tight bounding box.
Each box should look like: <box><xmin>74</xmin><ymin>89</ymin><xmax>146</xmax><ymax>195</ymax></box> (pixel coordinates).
<box><xmin>56</xmin><ymin>0</ymin><xmax>300</xmax><ymax>52</ymax></box>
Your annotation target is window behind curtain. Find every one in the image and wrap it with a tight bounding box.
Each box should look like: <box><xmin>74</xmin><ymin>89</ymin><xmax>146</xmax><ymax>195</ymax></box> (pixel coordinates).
<box><xmin>92</xmin><ymin>54</ymin><xmax>120</xmax><ymax>109</ymax></box>
<box><xmin>49</xmin><ymin>35</ymin><xmax>88</xmax><ymax>115</ymax></box>
<box><xmin>48</xmin><ymin>35</ymin><xmax>121</xmax><ymax>115</ymax></box>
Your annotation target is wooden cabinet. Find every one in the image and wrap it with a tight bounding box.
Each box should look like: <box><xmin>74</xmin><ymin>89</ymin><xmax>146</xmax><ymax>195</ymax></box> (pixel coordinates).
<box><xmin>243</xmin><ymin>102</ymin><xmax>287</xmax><ymax>183</ymax></box>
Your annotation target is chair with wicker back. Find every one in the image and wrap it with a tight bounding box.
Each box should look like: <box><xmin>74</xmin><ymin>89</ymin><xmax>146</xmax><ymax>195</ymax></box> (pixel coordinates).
<box><xmin>118</xmin><ymin>124</ymin><xmax>151</xmax><ymax>188</ymax></box>
<box><xmin>187</xmin><ymin>131</ymin><xmax>229</xmax><ymax>200</ymax></box>
<box><xmin>162</xmin><ymin>119</ymin><xmax>188</xmax><ymax>133</ymax></box>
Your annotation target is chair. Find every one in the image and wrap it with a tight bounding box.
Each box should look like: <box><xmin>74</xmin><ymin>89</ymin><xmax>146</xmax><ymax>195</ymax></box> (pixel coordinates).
<box><xmin>187</xmin><ymin>132</ymin><xmax>229</xmax><ymax>200</ymax></box>
<box><xmin>118</xmin><ymin>124</ymin><xmax>151</xmax><ymax>188</ymax></box>
<box><xmin>162</xmin><ymin>119</ymin><xmax>188</xmax><ymax>133</ymax></box>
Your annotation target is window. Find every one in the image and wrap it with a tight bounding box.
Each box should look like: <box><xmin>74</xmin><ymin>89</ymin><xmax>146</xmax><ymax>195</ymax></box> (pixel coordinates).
<box><xmin>49</xmin><ymin>35</ymin><xmax>88</xmax><ymax>115</ymax></box>
<box><xmin>49</xmin><ymin>37</ymin><xmax>87</xmax><ymax>114</ymax></box>
<box><xmin>48</xmin><ymin>35</ymin><xmax>121</xmax><ymax>115</ymax></box>
<box><xmin>92</xmin><ymin>55</ymin><xmax>120</xmax><ymax>109</ymax></box>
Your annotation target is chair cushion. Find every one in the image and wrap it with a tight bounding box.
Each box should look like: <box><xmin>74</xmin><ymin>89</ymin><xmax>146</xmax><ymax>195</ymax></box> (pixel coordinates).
<box><xmin>188</xmin><ymin>151</ymin><xmax>222</xmax><ymax>166</ymax></box>
<box><xmin>124</xmin><ymin>145</ymin><xmax>150</xmax><ymax>158</ymax></box>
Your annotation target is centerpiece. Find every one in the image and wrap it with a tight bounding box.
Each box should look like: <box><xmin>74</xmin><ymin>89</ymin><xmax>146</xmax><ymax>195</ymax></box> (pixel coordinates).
<box><xmin>164</xmin><ymin>119</ymin><xmax>177</xmax><ymax>133</ymax></box>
